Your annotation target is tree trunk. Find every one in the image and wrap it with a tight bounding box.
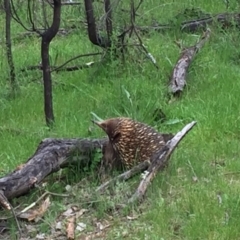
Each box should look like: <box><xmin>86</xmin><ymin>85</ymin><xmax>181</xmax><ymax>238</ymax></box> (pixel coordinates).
<box><xmin>4</xmin><ymin>0</ymin><xmax>17</xmax><ymax>96</ymax></box>
<box><xmin>41</xmin><ymin>0</ymin><xmax>61</xmax><ymax>126</ymax></box>
<box><xmin>104</xmin><ymin>0</ymin><xmax>112</xmax><ymax>42</ymax></box>
<box><xmin>84</xmin><ymin>0</ymin><xmax>111</xmax><ymax>48</ymax></box>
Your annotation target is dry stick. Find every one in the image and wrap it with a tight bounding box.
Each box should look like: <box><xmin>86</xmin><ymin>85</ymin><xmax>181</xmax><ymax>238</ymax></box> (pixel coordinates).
<box><xmin>10</xmin><ymin>0</ymin><xmax>33</xmax><ymax>32</ymax></box>
<box><xmin>0</xmin><ymin>190</ymin><xmax>10</xmax><ymax>210</ymax></box>
<box><xmin>20</xmin><ymin>52</ymin><xmax>102</xmax><ymax>73</ymax></box>
<box><xmin>129</xmin><ymin>1</ymin><xmax>159</xmax><ymax>69</ymax></box>
<box><xmin>133</xmin><ymin>26</ymin><xmax>159</xmax><ymax>69</ymax></box>
<box><xmin>96</xmin><ymin>160</ymin><xmax>150</xmax><ymax>193</ymax></box>
<box><xmin>128</xmin><ymin>121</ymin><xmax>197</xmax><ymax>204</ymax></box>
<box><xmin>21</xmin><ymin>63</ymin><xmax>95</xmax><ymax>73</ymax></box>
<box><xmin>0</xmin><ymin>190</ymin><xmax>22</xmax><ymax>239</ymax></box>
<box><xmin>51</xmin><ymin>52</ymin><xmax>102</xmax><ymax>73</ymax></box>
<box><xmin>0</xmin><ymin>191</ymin><xmax>69</xmax><ymax>221</ymax></box>
<box><xmin>135</xmin><ymin>0</ymin><xmax>143</xmax><ymax>13</ymax></box>
<box><xmin>19</xmin><ymin>190</ymin><xmax>68</xmax><ymax>214</ymax></box>
<box><xmin>169</xmin><ymin>29</ymin><xmax>211</xmax><ymax>96</ymax></box>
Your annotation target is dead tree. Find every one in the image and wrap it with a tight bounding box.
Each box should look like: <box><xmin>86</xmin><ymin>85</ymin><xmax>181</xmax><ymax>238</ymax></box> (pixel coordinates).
<box><xmin>10</xmin><ymin>0</ymin><xmax>61</xmax><ymax>126</ymax></box>
<box><xmin>83</xmin><ymin>0</ymin><xmax>111</xmax><ymax>48</ymax></box>
<box><xmin>41</xmin><ymin>0</ymin><xmax>61</xmax><ymax>126</ymax></box>
<box><xmin>4</xmin><ymin>0</ymin><xmax>17</xmax><ymax>95</ymax></box>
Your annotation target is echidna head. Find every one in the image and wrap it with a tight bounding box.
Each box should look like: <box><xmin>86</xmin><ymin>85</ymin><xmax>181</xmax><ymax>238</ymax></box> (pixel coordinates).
<box><xmin>94</xmin><ymin>118</ymin><xmax>122</xmax><ymax>144</ymax></box>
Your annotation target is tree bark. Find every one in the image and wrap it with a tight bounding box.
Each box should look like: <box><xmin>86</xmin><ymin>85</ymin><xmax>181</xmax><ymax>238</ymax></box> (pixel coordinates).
<box><xmin>41</xmin><ymin>0</ymin><xmax>61</xmax><ymax>126</ymax></box>
<box><xmin>0</xmin><ymin>137</ymin><xmax>107</xmax><ymax>204</ymax></box>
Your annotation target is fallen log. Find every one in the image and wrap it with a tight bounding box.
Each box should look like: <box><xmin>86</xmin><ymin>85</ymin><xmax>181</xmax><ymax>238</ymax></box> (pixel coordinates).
<box><xmin>137</xmin><ymin>12</ymin><xmax>240</xmax><ymax>33</ymax></box>
<box><xmin>0</xmin><ymin>137</ymin><xmax>107</xmax><ymax>208</ymax></box>
<box><xmin>169</xmin><ymin>29</ymin><xmax>211</xmax><ymax>96</ymax></box>
<box><xmin>0</xmin><ymin>127</ymin><xmax>174</xmax><ymax>210</ymax></box>
<box><xmin>128</xmin><ymin>121</ymin><xmax>197</xmax><ymax>204</ymax></box>
<box><xmin>20</xmin><ymin>63</ymin><xmax>95</xmax><ymax>73</ymax></box>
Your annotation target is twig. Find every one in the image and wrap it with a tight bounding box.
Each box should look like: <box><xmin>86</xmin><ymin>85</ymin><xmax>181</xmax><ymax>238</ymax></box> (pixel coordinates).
<box><xmin>128</xmin><ymin>121</ymin><xmax>197</xmax><ymax>204</ymax></box>
<box><xmin>0</xmin><ymin>190</ymin><xmax>22</xmax><ymax>238</ymax></box>
<box><xmin>51</xmin><ymin>52</ymin><xmax>101</xmax><ymax>72</ymax></box>
<box><xmin>133</xmin><ymin>26</ymin><xmax>159</xmax><ymax>69</ymax></box>
<box><xmin>20</xmin><ymin>190</ymin><xmax>69</xmax><ymax>213</ymax></box>
<box><xmin>27</xmin><ymin>0</ymin><xmax>35</xmax><ymax>31</ymax></box>
<box><xmin>129</xmin><ymin>0</ymin><xmax>159</xmax><ymax>69</ymax></box>
<box><xmin>20</xmin><ymin>193</ymin><xmax>48</xmax><ymax>213</ymax></box>
<box><xmin>62</xmin><ymin>1</ymin><xmax>81</xmax><ymax>5</ymax></box>
<box><xmin>21</xmin><ymin>62</ymin><xmax>96</xmax><ymax>73</ymax></box>
<box><xmin>0</xmin><ymin>190</ymin><xmax>10</xmax><ymax>210</ymax></box>
<box><xmin>135</xmin><ymin>0</ymin><xmax>143</xmax><ymax>13</ymax></box>
<box><xmin>10</xmin><ymin>0</ymin><xmax>32</xmax><ymax>32</ymax></box>
<box><xmin>96</xmin><ymin>160</ymin><xmax>150</xmax><ymax>193</ymax></box>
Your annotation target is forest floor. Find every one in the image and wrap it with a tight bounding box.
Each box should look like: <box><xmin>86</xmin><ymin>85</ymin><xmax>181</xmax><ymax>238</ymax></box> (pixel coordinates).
<box><xmin>1</xmin><ymin>0</ymin><xmax>240</xmax><ymax>239</ymax></box>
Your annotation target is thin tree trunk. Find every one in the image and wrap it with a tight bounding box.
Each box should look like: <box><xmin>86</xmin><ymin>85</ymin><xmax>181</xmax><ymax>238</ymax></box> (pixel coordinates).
<box><xmin>4</xmin><ymin>0</ymin><xmax>17</xmax><ymax>95</ymax></box>
<box><xmin>84</xmin><ymin>0</ymin><xmax>111</xmax><ymax>48</ymax></box>
<box><xmin>104</xmin><ymin>0</ymin><xmax>112</xmax><ymax>42</ymax></box>
<box><xmin>41</xmin><ymin>0</ymin><xmax>61</xmax><ymax>126</ymax></box>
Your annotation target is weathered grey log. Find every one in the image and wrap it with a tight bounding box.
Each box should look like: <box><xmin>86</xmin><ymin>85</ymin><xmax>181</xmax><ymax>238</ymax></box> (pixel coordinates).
<box><xmin>0</xmin><ymin>137</ymin><xmax>107</xmax><ymax>203</ymax></box>
<box><xmin>169</xmin><ymin>29</ymin><xmax>211</xmax><ymax>96</ymax></box>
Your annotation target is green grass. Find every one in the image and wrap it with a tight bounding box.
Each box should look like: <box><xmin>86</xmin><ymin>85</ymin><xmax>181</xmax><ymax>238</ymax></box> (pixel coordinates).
<box><xmin>1</xmin><ymin>0</ymin><xmax>240</xmax><ymax>239</ymax></box>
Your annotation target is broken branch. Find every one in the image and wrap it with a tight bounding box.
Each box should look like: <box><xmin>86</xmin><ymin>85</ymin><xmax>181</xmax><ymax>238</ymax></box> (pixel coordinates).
<box><xmin>96</xmin><ymin>160</ymin><xmax>150</xmax><ymax>193</ymax></box>
<box><xmin>128</xmin><ymin>121</ymin><xmax>197</xmax><ymax>204</ymax></box>
<box><xmin>169</xmin><ymin>29</ymin><xmax>211</xmax><ymax>96</ymax></box>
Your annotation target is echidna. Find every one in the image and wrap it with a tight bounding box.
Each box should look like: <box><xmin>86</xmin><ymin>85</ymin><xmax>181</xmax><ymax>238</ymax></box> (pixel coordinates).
<box><xmin>94</xmin><ymin>117</ymin><xmax>173</xmax><ymax>169</ymax></box>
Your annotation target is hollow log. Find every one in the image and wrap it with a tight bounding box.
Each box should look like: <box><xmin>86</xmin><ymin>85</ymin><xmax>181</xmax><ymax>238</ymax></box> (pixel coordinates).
<box><xmin>169</xmin><ymin>29</ymin><xmax>211</xmax><ymax>96</ymax></box>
